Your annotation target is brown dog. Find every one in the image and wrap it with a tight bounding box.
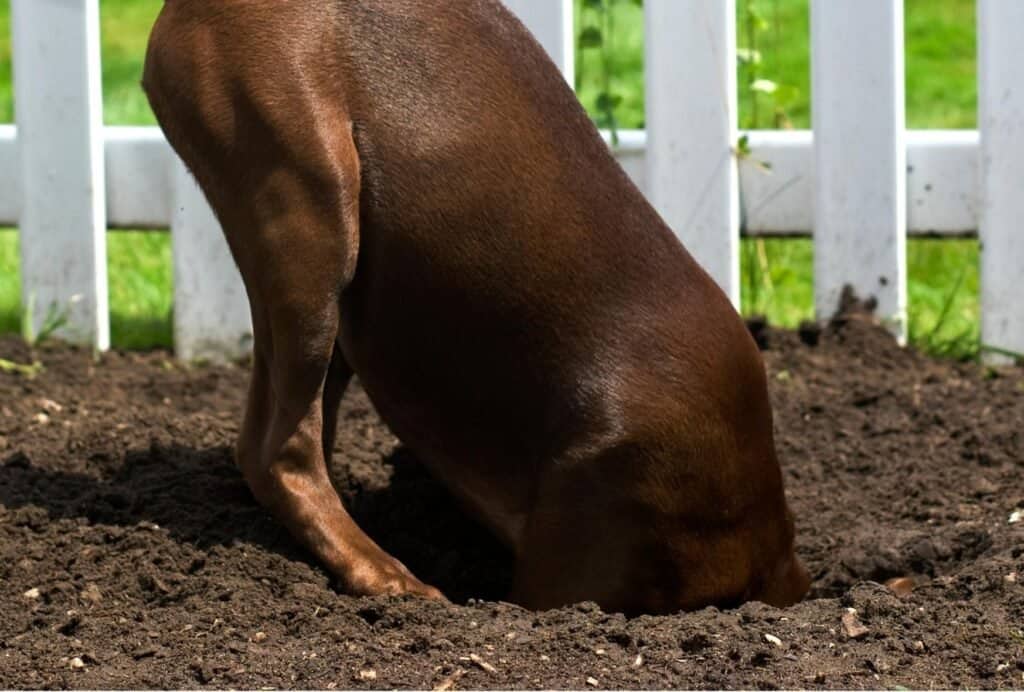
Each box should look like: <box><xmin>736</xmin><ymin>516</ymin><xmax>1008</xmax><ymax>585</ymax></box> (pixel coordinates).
<box><xmin>142</xmin><ymin>0</ymin><xmax>809</xmax><ymax>614</ymax></box>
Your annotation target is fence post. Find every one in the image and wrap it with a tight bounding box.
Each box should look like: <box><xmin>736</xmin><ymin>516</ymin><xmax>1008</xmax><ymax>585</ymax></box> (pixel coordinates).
<box><xmin>11</xmin><ymin>0</ymin><xmax>109</xmax><ymax>349</ymax></box>
<box><xmin>978</xmin><ymin>0</ymin><xmax>1024</xmax><ymax>364</ymax></box>
<box><xmin>811</xmin><ymin>0</ymin><xmax>907</xmax><ymax>339</ymax></box>
<box><xmin>644</xmin><ymin>0</ymin><xmax>740</xmax><ymax>307</ymax></box>
<box><xmin>502</xmin><ymin>0</ymin><xmax>574</xmax><ymax>84</ymax></box>
<box><xmin>171</xmin><ymin>162</ymin><xmax>253</xmax><ymax>362</ymax></box>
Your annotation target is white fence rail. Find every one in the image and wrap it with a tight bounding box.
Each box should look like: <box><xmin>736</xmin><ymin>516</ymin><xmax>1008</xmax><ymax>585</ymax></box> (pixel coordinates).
<box><xmin>2</xmin><ymin>0</ymin><xmax>1022</xmax><ymax>362</ymax></box>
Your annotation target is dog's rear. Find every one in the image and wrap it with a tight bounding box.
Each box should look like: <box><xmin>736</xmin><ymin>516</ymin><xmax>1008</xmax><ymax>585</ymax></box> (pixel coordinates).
<box><xmin>144</xmin><ymin>0</ymin><xmax>809</xmax><ymax>614</ymax></box>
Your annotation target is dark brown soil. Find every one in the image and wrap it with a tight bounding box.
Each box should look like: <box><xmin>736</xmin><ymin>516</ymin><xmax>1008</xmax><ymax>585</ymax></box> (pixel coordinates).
<box><xmin>1</xmin><ymin>316</ymin><xmax>1022</xmax><ymax>689</ymax></box>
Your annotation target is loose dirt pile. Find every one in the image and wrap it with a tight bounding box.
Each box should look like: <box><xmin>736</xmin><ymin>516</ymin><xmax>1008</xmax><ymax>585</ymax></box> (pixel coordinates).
<box><xmin>1</xmin><ymin>316</ymin><xmax>1022</xmax><ymax>689</ymax></box>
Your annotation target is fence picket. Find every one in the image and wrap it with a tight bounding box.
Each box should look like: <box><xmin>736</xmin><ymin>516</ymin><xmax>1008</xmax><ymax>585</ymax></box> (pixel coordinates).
<box><xmin>811</xmin><ymin>0</ymin><xmax>907</xmax><ymax>338</ymax></box>
<box><xmin>978</xmin><ymin>0</ymin><xmax>1024</xmax><ymax>364</ymax></box>
<box><xmin>171</xmin><ymin>162</ymin><xmax>253</xmax><ymax>362</ymax></box>
<box><xmin>644</xmin><ymin>0</ymin><xmax>741</xmax><ymax>306</ymax></box>
<box><xmin>502</xmin><ymin>0</ymin><xmax>574</xmax><ymax>84</ymax></box>
<box><xmin>11</xmin><ymin>0</ymin><xmax>109</xmax><ymax>349</ymax></box>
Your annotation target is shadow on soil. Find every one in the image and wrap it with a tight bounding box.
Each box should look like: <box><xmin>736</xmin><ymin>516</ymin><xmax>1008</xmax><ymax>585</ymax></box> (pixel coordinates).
<box><xmin>0</xmin><ymin>444</ymin><xmax>514</xmax><ymax>604</ymax></box>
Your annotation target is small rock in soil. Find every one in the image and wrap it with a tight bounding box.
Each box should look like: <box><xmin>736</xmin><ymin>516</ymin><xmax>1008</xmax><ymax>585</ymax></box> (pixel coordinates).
<box><xmin>39</xmin><ymin>398</ymin><xmax>62</xmax><ymax>413</ymax></box>
<box><xmin>358</xmin><ymin>669</ymin><xmax>377</xmax><ymax>681</ymax></box>
<box><xmin>132</xmin><ymin>646</ymin><xmax>159</xmax><ymax>660</ymax></box>
<box><xmin>841</xmin><ymin>609</ymin><xmax>870</xmax><ymax>639</ymax></box>
<box><xmin>57</xmin><ymin>611</ymin><xmax>82</xmax><ymax>636</ymax></box>
<box><xmin>189</xmin><ymin>660</ymin><xmax>213</xmax><ymax>684</ymax></box>
<box><xmin>972</xmin><ymin>477</ymin><xmax>999</xmax><ymax>497</ymax></box>
<box><xmin>80</xmin><ymin>583</ymin><xmax>102</xmax><ymax>605</ymax></box>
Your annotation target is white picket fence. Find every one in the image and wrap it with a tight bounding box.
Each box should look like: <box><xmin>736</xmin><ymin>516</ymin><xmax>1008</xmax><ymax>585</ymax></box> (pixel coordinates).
<box><xmin>2</xmin><ymin>0</ymin><xmax>1022</xmax><ymax>362</ymax></box>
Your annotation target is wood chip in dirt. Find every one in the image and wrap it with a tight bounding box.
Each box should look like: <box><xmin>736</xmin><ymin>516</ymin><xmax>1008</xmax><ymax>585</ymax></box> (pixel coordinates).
<box><xmin>469</xmin><ymin>653</ymin><xmax>497</xmax><ymax>674</ymax></box>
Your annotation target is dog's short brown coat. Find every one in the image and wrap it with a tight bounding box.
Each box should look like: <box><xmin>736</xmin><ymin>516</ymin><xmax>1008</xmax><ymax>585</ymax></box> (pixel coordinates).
<box><xmin>143</xmin><ymin>0</ymin><xmax>810</xmax><ymax>614</ymax></box>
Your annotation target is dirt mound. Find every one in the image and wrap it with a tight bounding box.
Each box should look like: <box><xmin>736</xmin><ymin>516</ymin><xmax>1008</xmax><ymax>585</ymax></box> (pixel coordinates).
<box><xmin>1</xmin><ymin>317</ymin><xmax>1022</xmax><ymax>688</ymax></box>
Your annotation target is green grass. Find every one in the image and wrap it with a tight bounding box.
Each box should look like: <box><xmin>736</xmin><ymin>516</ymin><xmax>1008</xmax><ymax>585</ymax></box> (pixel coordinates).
<box><xmin>0</xmin><ymin>229</ymin><xmax>172</xmax><ymax>350</ymax></box>
<box><xmin>906</xmin><ymin>238</ymin><xmax>979</xmax><ymax>359</ymax></box>
<box><xmin>736</xmin><ymin>0</ymin><xmax>812</xmax><ymax>130</ymax></box>
<box><xmin>0</xmin><ymin>0</ymin><xmax>986</xmax><ymax>358</ymax></box>
<box><xmin>574</xmin><ymin>0</ymin><xmax>977</xmax><ymax>130</ymax></box>
<box><xmin>904</xmin><ymin>0</ymin><xmax>978</xmax><ymax>129</ymax></box>
<box><xmin>104</xmin><ymin>230</ymin><xmax>173</xmax><ymax>349</ymax></box>
<box><xmin>98</xmin><ymin>0</ymin><xmax>163</xmax><ymax>125</ymax></box>
<box><xmin>741</xmin><ymin>238</ymin><xmax>980</xmax><ymax>361</ymax></box>
<box><xmin>574</xmin><ymin>0</ymin><xmax>645</xmax><ymax>133</ymax></box>
<box><xmin>0</xmin><ymin>229</ymin><xmax>18</xmax><ymax>336</ymax></box>
<box><xmin>741</xmin><ymin>238</ymin><xmax>814</xmax><ymax>327</ymax></box>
